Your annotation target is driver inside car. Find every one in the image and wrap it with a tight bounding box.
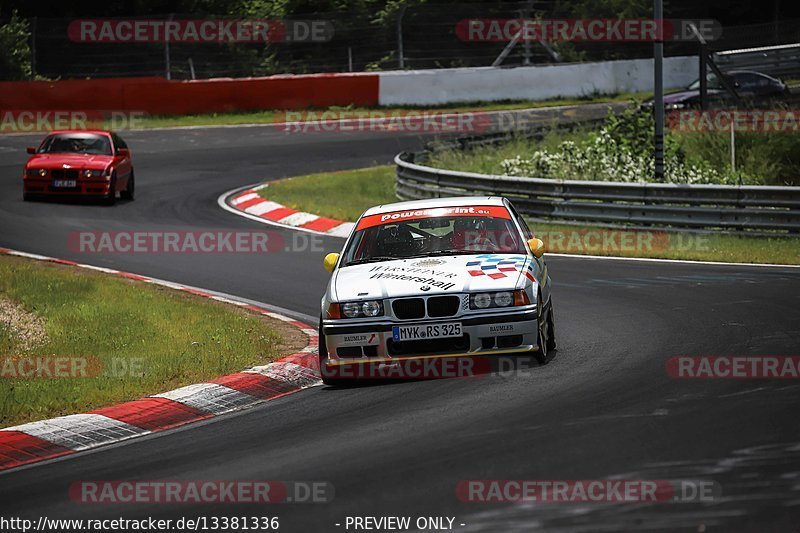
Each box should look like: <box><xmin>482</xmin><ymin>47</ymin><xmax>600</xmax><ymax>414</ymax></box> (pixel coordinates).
<box><xmin>375</xmin><ymin>225</ymin><xmax>417</xmax><ymax>257</ymax></box>
<box><xmin>451</xmin><ymin>217</ymin><xmax>494</xmax><ymax>251</ymax></box>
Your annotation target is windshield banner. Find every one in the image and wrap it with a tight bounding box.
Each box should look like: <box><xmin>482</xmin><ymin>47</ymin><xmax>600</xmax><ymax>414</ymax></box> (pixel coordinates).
<box><xmin>356</xmin><ymin>206</ymin><xmax>511</xmax><ymax>230</ymax></box>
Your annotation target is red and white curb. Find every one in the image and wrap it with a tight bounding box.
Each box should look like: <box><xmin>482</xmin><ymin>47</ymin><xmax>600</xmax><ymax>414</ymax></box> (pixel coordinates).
<box><xmin>0</xmin><ymin>247</ymin><xmax>321</xmax><ymax>472</ymax></box>
<box><xmin>219</xmin><ymin>182</ymin><xmax>355</xmax><ymax>237</ymax></box>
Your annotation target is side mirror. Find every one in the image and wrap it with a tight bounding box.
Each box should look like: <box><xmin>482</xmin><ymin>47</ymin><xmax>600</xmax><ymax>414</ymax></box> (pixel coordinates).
<box><xmin>323</xmin><ymin>252</ymin><xmax>340</xmax><ymax>273</ymax></box>
<box><xmin>26</xmin><ymin>147</ymin><xmax>36</xmax><ymax>154</ymax></box>
<box><xmin>528</xmin><ymin>238</ymin><xmax>545</xmax><ymax>258</ymax></box>
<box><xmin>117</xmin><ymin>148</ymin><xmax>130</xmax><ymax>157</ymax></box>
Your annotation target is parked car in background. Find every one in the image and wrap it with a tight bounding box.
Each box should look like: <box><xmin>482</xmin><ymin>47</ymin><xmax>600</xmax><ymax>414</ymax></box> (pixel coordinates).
<box><xmin>641</xmin><ymin>70</ymin><xmax>790</xmax><ymax>110</ymax></box>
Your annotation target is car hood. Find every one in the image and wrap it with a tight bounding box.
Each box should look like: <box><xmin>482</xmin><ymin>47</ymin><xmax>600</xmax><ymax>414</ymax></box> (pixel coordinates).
<box><xmin>332</xmin><ymin>254</ymin><xmax>533</xmax><ymax>301</ymax></box>
<box><xmin>27</xmin><ymin>153</ymin><xmax>114</xmax><ymax>169</ymax></box>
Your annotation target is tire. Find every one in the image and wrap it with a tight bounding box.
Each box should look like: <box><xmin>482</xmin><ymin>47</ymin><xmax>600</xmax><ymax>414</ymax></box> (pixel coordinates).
<box><xmin>121</xmin><ymin>170</ymin><xmax>134</xmax><ymax>201</ymax></box>
<box><xmin>22</xmin><ymin>192</ymin><xmax>31</xmax><ymax>202</ymax></box>
<box><xmin>318</xmin><ymin>314</ymin><xmax>348</xmax><ymax>387</ymax></box>
<box><xmin>533</xmin><ymin>293</ymin><xmax>554</xmax><ymax>365</ymax></box>
<box><xmin>546</xmin><ymin>300</ymin><xmax>557</xmax><ymax>352</ymax></box>
<box><xmin>104</xmin><ymin>173</ymin><xmax>117</xmax><ymax>206</ymax></box>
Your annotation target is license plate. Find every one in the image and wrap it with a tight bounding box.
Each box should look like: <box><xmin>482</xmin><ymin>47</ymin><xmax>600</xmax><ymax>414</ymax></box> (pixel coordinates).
<box><xmin>52</xmin><ymin>180</ymin><xmax>76</xmax><ymax>188</ymax></box>
<box><xmin>392</xmin><ymin>322</ymin><xmax>462</xmax><ymax>342</ymax></box>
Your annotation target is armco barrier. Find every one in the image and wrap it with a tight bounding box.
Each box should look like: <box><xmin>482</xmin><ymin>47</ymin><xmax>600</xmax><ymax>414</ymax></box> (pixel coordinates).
<box><xmin>395</xmin><ymin>146</ymin><xmax>800</xmax><ymax>235</ymax></box>
<box><xmin>0</xmin><ymin>73</ymin><xmax>379</xmax><ymax>116</ymax></box>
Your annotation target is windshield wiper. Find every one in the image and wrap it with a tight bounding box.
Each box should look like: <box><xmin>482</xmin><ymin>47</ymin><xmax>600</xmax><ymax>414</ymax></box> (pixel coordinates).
<box><xmin>418</xmin><ymin>249</ymin><xmax>506</xmax><ymax>256</ymax></box>
<box><xmin>344</xmin><ymin>256</ymin><xmax>397</xmax><ymax>266</ymax></box>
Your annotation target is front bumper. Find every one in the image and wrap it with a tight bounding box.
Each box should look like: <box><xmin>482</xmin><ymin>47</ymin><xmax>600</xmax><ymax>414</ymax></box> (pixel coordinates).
<box><xmin>23</xmin><ymin>178</ymin><xmax>111</xmax><ymax>196</ymax></box>
<box><xmin>322</xmin><ymin>307</ymin><xmax>539</xmax><ymax>364</ymax></box>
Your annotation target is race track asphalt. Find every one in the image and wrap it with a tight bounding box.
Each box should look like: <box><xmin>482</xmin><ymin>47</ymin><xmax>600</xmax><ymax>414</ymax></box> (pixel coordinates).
<box><xmin>1</xmin><ymin>111</ymin><xmax>799</xmax><ymax>532</ymax></box>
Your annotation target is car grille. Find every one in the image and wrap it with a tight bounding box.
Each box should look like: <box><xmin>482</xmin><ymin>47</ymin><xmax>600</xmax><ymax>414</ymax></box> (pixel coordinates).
<box><xmin>392</xmin><ymin>298</ymin><xmax>425</xmax><ymax>320</ymax></box>
<box><xmin>51</xmin><ymin>169</ymin><xmax>79</xmax><ymax>180</ymax></box>
<box><xmin>426</xmin><ymin>296</ymin><xmax>460</xmax><ymax>318</ymax></box>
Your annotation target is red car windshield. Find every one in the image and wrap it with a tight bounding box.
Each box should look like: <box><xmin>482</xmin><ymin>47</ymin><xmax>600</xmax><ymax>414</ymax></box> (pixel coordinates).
<box><xmin>38</xmin><ymin>133</ymin><xmax>112</xmax><ymax>155</ymax></box>
<box><xmin>343</xmin><ymin>206</ymin><xmax>525</xmax><ymax>265</ymax></box>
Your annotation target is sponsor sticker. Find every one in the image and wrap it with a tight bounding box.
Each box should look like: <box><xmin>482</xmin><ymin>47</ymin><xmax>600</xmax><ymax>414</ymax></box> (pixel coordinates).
<box><xmin>339</xmin><ymin>333</ymin><xmax>380</xmax><ymax>346</ymax></box>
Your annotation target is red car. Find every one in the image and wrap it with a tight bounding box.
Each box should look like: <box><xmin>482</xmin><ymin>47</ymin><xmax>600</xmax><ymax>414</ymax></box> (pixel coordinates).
<box><xmin>23</xmin><ymin>130</ymin><xmax>134</xmax><ymax>204</ymax></box>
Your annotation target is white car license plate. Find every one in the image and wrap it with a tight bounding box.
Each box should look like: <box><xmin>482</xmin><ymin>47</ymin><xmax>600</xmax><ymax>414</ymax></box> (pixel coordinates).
<box><xmin>52</xmin><ymin>180</ymin><xmax>76</xmax><ymax>188</ymax></box>
<box><xmin>392</xmin><ymin>322</ymin><xmax>462</xmax><ymax>342</ymax></box>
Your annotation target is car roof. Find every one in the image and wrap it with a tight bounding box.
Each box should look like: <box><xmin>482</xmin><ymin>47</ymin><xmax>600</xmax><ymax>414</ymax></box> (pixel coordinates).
<box><xmin>46</xmin><ymin>130</ymin><xmax>112</xmax><ymax>136</ymax></box>
<box><xmin>362</xmin><ymin>196</ymin><xmax>507</xmax><ymax>216</ymax></box>
<box><xmin>723</xmin><ymin>70</ymin><xmax>773</xmax><ymax>77</ymax></box>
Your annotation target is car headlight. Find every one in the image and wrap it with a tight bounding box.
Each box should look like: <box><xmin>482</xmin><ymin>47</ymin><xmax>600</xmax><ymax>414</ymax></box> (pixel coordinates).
<box><xmin>666</xmin><ymin>103</ymin><xmax>686</xmax><ymax>110</ymax></box>
<box><xmin>83</xmin><ymin>169</ymin><xmax>104</xmax><ymax>178</ymax></box>
<box><xmin>472</xmin><ymin>293</ymin><xmax>492</xmax><ymax>309</ymax></box>
<box><xmin>341</xmin><ymin>302</ymin><xmax>362</xmax><ymax>318</ymax></box>
<box><xmin>329</xmin><ymin>300</ymin><xmax>384</xmax><ymax>319</ymax></box>
<box><xmin>494</xmin><ymin>291</ymin><xmax>514</xmax><ymax>307</ymax></box>
<box><xmin>26</xmin><ymin>168</ymin><xmax>47</xmax><ymax>177</ymax></box>
<box><xmin>470</xmin><ymin>290</ymin><xmax>530</xmax><ymax>310</ymax></box>
<box><xmin>362</xmin><ymin>300</ymin><xmax>382</xmax><ymax>317</ymax></box>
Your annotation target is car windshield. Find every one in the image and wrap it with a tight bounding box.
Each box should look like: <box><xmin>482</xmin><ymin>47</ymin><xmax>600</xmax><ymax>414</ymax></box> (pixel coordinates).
<box><xmin>38</xmin><ymin>133</ymin><xmax>112</xmax><ymax>155</ymax></box>
<box><xmin>342</xmin><ymin>206</ymin><xmax>525</xmax><ymax>266</ymax></box>
<box><xmin>687</xmin><ymin>73</ymin><xmax>724</xmax><ymax>90</ymax></box>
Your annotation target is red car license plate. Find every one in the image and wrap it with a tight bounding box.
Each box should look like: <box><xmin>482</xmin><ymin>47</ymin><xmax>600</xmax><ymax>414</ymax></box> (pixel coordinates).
<box><xmin>52</xmin><ymin>180</ymin><xmax>77</xmax><ymax>188</ymax></box>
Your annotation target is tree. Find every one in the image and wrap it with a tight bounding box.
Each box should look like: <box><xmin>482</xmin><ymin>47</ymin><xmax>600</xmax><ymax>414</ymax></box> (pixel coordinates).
<box><xmin>0</xmin><ymin>10</ymin><xmax>31</xmax><ymax>80</ymax></box>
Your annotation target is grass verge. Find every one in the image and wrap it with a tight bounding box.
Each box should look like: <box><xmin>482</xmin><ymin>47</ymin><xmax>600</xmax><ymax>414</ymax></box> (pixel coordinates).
<box><xmin>260</xmin><ymin>165</ymin><xmax>800</xmax><ymax>265</ymax></box>
<box><xmin>0</xmin><ymin>254</ymin><xmax>303</xmax><ymax>427</ymax></box>
<box><xmin>132</xmin><ymin>91</ymin><xmax>651</xmax><ymax>129</ymax></box>
<box><xmin>260</xmin><ymin>166</ymin><xmax>397</xmax><ymax>221</ymax></box>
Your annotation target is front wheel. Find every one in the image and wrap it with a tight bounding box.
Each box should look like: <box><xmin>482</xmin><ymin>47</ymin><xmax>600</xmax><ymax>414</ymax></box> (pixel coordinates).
<box><xmin>104</xmin><ymin>173</ymin><xmax>117</xmax><ymax>206</ymax></box>
<box><xmin>534</xmin><ymin>294</ymin><xmax>556</xmax><ymax>364</ymax></box>
<box><xmin>121</xmin><ymin>170</ymin><xmax>134</xmax><ymax>201</ymax></box>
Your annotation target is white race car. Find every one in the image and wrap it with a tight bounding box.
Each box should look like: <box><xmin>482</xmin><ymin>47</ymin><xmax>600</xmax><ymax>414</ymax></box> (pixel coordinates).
<box><xmin>318</xmin><ymin>196</ymin><xmax>556</xmax><ymax>385</ymax></box>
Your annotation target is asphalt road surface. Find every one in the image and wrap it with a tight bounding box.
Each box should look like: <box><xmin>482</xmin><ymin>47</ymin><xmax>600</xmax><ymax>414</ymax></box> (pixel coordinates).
<box><xmin>1</xmin><ymin>109</ymin><xmax>799</xmax><ymax>532</ymax></box>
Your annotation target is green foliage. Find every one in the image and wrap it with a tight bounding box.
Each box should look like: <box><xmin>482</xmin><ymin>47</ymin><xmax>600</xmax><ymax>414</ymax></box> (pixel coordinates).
<box><xmin>499</xmin><ymin>107</ymin><xmax>763</xmax><ymax>184</ymax></box>
<box><xmin>426</xmin><ymin>105</ymin><xmax>799</xmax><ymax>186</ymax></box>
<box><xmin>676</xmin><ymin>130</ymin><xmax>800</xmax><ymax>186</ymax></box>
<box><xmin>0</xmin><ymin>11</ymin><xmax>31</xmax><ymax>80</ymax></box>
